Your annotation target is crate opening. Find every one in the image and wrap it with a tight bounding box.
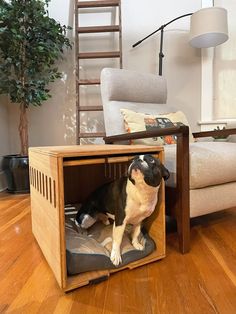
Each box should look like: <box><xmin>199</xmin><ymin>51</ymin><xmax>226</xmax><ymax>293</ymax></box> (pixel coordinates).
<box><xmin>63</xmin><ymin>161</ymin><xmax>159</xmax><ymax>276</ymax></box>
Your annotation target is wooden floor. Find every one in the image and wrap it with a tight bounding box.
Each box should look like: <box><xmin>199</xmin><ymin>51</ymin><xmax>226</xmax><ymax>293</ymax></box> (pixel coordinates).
<box><xmin>1</xmin><ymin>193</ymin><xmax>236</xmax><ymax>314</ymax></box>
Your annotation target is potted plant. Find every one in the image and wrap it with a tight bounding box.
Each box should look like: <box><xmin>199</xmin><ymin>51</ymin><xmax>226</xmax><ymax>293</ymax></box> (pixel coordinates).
<box><xmin>212</xmin><ymin>126</ymin><xmax>229</xmax><ymax>141</ymax></box>
<box><xmin>0</xmin><ymin>0</ymin><xmax>72</xmax><ymax>193</ymax></box>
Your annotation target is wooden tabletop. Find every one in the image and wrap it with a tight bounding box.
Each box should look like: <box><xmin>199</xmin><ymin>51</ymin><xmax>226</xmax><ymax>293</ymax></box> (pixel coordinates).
<box><xmin>29</xmin><ymin>144</ymin><xmax>163</xmax><ymax>158</ymax></box>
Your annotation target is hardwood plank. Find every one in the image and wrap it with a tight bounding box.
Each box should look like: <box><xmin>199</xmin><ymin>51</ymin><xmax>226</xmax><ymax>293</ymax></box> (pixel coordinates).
<box><xmin>0</xmin><ymin>212</ymin><xmax>33</xmax><ymax>275</ymax></box>
<box><xmin>0</xmin><ymin>202</ymin><xmax>43</xmax><ymax>312</ymax></box>
<box><xmin>5</xmin><ymin>261</ymin><xmax>62</xmax><ymax>313</ymax></box>
<box><xmin>0</xmin><ymin>203</ymin><xmax>29</xmax><ymax>234</ymax></box>
<box><xmin>199</xmin><ymin>226</ymin><xmax>236</xmax><ymax>286</ymax></box>
<box><xmin>69</xmin><ymin>281</ymin><xmax>109</xmax><ymax>313</ymax></box>
<box><xmin>0</xmin><ymin>192</ymin><xmax>236</xmax><ymax>313</ymax></box>
<box><xmin>0</xmin><ymin>196</ymin><xmax>29</xmax><ymax>226</ymax></box>
<box><xmin>190</xmin><ymin>227</ymin><xmax>236</xmax><ymax>313</ymax></box>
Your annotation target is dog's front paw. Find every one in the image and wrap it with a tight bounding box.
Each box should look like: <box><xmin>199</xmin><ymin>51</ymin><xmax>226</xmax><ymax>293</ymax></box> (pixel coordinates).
<box><xmin>110</xmin><ymin>248</ymin><xmax>122</xmax><ymax>266</ymax></box>
<box><xmin>132</xmin><ymin>239</ymin><xmax>145</xmax><ymax>251</ymax></box>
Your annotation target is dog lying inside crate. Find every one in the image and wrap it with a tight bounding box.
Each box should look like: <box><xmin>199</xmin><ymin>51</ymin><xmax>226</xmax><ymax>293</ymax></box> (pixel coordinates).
<box><xmin>75</xmin><ymin>154</ymin><xmax>169</xmax><ymax>266</ymax></box>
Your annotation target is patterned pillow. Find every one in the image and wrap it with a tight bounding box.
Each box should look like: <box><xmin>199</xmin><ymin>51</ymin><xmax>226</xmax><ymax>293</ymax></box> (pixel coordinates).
<box><xmin>120</xmin><ymin>108</ymin><xmax>195</xmax><ymax>145</ymax></box>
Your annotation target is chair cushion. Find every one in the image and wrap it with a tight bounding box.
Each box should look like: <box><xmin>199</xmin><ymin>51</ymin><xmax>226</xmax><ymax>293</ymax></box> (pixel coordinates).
<box><xmin>165</xmin><ymin>141</ymin><xmax>236</xmax><ymax>189</ymax></box>
<box><xmin>190</xmin><ymin>182</ymin><xmax>236</xmax><ymax>217</ymax></box>
<box><xmin>120</xmin><ymin>108</ymin><xmax>195</xmax><ymax>145</ymax></box>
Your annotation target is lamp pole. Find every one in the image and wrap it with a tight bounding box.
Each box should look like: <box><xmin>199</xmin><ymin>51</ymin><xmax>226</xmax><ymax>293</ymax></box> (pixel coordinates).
<box><xmin>132</xmin><ymin>13</ymin><xmax>193</xmax><ymax>76</ymax></box>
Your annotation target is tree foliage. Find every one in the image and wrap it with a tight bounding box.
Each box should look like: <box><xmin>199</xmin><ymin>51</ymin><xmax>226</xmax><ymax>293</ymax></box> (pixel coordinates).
<box><xmin>0</xmin><ymin>0</ymin><xmax>72</xmax><ymax>107</ymax></box>
<box><xmin>0</xmin><ymin>0</ymin><xmax>72</xmax><ymax>155</ymax></box>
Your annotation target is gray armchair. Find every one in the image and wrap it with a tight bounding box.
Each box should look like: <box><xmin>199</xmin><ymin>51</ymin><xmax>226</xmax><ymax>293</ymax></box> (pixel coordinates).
<box><xmin>100</xmin><ymin>67</ymin><xmax>236</xmax><ymax>253</ymax></box>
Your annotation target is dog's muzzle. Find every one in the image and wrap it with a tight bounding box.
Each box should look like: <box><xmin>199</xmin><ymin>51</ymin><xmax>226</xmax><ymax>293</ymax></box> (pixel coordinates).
<box><xmin>128</xmin><ymin>157</ymin><xmax>149</xmax><ymax>174</ymax></box>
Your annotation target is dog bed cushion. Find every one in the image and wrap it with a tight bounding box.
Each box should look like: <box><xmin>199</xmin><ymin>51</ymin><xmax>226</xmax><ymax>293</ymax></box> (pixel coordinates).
<box><xmin>65</xmin><ymin>205</ymin><xmax>156</xmax><ymax>275</ymax></box>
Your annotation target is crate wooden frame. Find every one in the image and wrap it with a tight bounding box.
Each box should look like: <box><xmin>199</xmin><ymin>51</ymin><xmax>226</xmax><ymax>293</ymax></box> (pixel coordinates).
<box><xmin>29</xmin><ymin>144</ymin><xmax>165</xmax><ymax>291</ymax></box>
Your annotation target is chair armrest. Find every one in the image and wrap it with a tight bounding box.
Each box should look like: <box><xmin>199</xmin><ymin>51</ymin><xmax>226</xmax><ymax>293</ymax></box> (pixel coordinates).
<box><xmin>104</xmin><ymin>125</ymin><xmax>189</xmax><ymax>144</ymax></box>
<box><xmin>192</xmin><ymin>128</ymin><xmax>236</xmax><ymax>139</ymax></box>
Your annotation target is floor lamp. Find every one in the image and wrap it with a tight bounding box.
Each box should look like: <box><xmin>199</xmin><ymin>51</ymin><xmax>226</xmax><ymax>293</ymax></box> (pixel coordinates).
<box><xmin>132</xmin><ymin>7</ymin><xmax>228</xmax><ymax>76</ymax></box>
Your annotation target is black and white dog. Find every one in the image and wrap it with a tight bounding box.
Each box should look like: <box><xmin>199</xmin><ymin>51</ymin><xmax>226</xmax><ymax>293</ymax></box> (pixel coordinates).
<box><xmin>75</xmin><ymin>154</ymin><xmax>169</xmax><ymax>266</ymax></box>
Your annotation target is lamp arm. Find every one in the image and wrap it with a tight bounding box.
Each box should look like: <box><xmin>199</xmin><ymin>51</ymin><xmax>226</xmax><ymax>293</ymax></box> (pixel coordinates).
<box><xmin>132</xmin><ymin>25</ymin><xmax>163</xmax><ymax>48</ymax></box>
<box><xmin>163</xmin><ymin>13</ymin><xmax>193</xmax><ymax>28</ymax></box>
<box><xmin>132</xmin><ymin>13</ymin><xmax>193</xmax><ymax>76</ymax></box>
<box><xmin>132</xmin><ymin>13</ymin><xmax>193</xmax><ymax>48</ymax></box>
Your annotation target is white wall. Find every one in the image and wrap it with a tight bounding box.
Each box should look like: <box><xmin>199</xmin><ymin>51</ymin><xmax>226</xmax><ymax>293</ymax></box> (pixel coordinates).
<box><xmin>122</xmin><ymin>0</ymin><xmax>202</xmax><ymax>131</ymax></box>
<box><xmin>213</xmin><ymin>0</ymin><xmax>236</xmax><ymax>120</ymax></box>
<box><xmin>7</xmin><ymin>0</ymin><xmax>202</xmax><ymax>152</ymax></box>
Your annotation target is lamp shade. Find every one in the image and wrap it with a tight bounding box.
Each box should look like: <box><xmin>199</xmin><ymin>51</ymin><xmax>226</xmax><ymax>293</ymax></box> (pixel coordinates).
<box><xmin>189</xmin><ymin>7</ymin><xmax>228</xmax><ymax>48</ymax></box>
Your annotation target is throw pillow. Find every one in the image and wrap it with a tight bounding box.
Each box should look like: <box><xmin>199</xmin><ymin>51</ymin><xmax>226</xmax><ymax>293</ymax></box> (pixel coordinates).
<box><xmin>120</xmin><ymin>108</ymin><xmax>195</xmax><ymax>145</ymax></box>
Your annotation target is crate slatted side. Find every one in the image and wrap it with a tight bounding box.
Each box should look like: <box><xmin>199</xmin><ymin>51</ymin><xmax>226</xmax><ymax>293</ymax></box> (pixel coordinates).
<box><xmin>29</xmin><ymin>151</ymin><xmax>66</xmax><ymax>289</ymax></box>
<box><xmin>29</xmin><ymin>167</ymin><xmax>57</xmax><ymax>208</ymax></box>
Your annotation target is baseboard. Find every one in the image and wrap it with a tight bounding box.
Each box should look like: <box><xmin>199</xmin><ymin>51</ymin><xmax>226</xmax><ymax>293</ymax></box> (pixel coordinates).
<box><xmin>0</xmin><ymin>171</ymin><xmax>7</xmax><ymax>192</ymax></box>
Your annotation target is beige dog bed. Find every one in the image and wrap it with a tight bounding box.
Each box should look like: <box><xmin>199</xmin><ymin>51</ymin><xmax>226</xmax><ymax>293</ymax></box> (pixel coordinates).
<box><xmin>65</xmin><ymin>205</ymin><xmax>156</xmax><ymax>275</ymax></box>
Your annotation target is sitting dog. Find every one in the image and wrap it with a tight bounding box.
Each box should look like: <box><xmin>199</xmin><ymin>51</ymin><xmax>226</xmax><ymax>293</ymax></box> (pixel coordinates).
<box><xmin>75</xmin><ymin>154</ymin><xmax>169</xmax><ymax>266</ymax></box>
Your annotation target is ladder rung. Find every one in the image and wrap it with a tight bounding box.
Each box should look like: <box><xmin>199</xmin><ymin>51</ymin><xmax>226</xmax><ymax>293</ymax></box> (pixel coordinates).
<box><xmin>79</xmin><ymin>132</ymin><xmax>106</xmax><ymax>138</ymax></box>
<box><xmin>78</xmin><ymin>79</ymin><xmax>100</xmax><ymax>85</ymax></box>
<box><xmin>78</xmin><ymin>25</ymin><xmax>120</xmax><ymax>33</ymax></box>
<box><xmin>78</xmin><ymin>106</ymin><xmax>103</xmax><ymax>111</ymax></box>
<box><xmin>78</xmin><ymin>0</ymin><xmax>119</xmax><ymax>8</ymax></box>
<box><xmin>78</xmin><ymin>51</ymin><xmax>120</xmax><ymax>59</ymax></box>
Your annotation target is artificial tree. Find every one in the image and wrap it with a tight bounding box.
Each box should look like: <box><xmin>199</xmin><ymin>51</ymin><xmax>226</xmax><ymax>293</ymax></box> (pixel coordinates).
<box><xmin>0</xmin><ymin>0</ymin><xmax>72</xmax><ymax>155</ymax></box>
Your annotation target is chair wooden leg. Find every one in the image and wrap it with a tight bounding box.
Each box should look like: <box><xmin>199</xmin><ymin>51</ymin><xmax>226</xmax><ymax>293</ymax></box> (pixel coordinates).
<box><xmin>176</xmin><ymin>130</ymin><xmax>190</xmax><ymax>254</ymax></box>
<box><xmin>165</xmin><ymin>186</ymin><xmax>190</xmax><ymax>253</ymax></box>
<box><xmin>176</xmin><ymin>203</ymin><xmax>190</xmax><ymax>254</ymax></box>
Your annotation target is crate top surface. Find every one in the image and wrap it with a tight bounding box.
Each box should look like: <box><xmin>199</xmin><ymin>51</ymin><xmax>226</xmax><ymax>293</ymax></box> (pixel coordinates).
<box><xmin>29</xmin><ymin>145</ymin><xmax>163</xmax><ymax>158</ymax></box>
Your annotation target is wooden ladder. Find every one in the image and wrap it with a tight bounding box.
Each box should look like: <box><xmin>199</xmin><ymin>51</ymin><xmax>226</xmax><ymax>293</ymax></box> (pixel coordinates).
<box><xmin>75</xmin><ymin>0</ymin><xmax>122</xmax><ymax>144</ymax></box>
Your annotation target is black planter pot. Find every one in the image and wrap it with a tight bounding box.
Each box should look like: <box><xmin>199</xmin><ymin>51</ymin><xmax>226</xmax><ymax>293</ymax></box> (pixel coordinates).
<box><xmin>2</xmin><ymin>155</ymin><xmax>30</xmax><ymax>194</ymax></box>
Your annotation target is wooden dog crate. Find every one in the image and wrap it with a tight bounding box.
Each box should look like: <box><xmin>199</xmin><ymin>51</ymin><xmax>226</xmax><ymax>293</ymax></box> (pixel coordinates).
<box><xmin>29</xmin><ymin>145</ymin><xmax>165</xmax><ymax>291</ymax></box>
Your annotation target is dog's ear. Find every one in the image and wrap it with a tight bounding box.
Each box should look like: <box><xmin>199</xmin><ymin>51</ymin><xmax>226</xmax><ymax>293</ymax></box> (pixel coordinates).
<box><xmin>152</xmin><ymin>156</ymin><xmax>170</xmax><ymax>181</ymax></box>
<box><xmin>161</xmin><ymin>164</ymin><xmax>170</xmax><ymax>181</ymax></box>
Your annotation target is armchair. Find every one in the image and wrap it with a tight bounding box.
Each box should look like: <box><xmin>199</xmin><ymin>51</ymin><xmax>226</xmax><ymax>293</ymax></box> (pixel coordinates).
<box><xmin>100</xmin><ymin>67</ymin><xmax>236</xmax><ymax>254</ymax></box>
